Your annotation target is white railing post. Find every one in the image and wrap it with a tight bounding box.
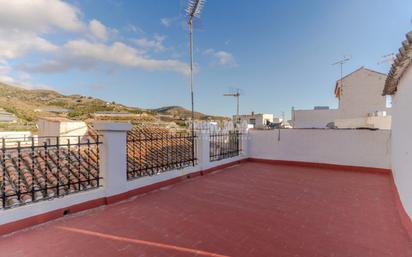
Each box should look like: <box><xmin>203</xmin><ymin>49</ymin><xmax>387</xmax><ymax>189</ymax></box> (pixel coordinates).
<box><xmin>93</xmin><ymin>121</ymin><xmax>132</xmax><ymax>197</ymax></box>
<box><xmin>241</xmin><ymin>127</ymin><xmax>249</xmax><ymax>158</ymax></box>
<box><xmin>197</xmin><ymin>130</ymin><xmax>211</xmax><ymax>170</ymax></box>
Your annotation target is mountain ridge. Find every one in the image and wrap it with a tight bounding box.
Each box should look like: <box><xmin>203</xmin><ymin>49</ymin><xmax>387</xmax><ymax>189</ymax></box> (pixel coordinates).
<box><xmin>0</xmin><ymin>82</ymin><xmax>228</xmax><ymax>131</ymax></box>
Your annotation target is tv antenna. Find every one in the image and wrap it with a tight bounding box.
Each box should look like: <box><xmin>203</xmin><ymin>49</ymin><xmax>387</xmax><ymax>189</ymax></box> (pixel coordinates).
<box><xmin>186</xmin><ymin>0</ymin><xmax>205</xmax><ymax>134</ymax></box>
<box><xmin>377</xmin><ymin>53</ymin><xmax>395</xmax><ymax>66</ymax></box>
<box><xmin>332</xmin><ymin>55</ymin><xmax>351</xmax><ymax>87</ymax></box>
<box><xmin>223</xmin><ymin>89</ymin><xmax>241</xmax><ymax>125</ymax></box>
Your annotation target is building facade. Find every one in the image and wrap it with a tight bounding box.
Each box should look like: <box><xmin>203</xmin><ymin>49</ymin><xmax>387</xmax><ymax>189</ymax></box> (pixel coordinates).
<box><xmin>292</xmin><ymin>67</ymin><xmax>391</xmax><ymax>129</ymax></box>
<box><xmin>382</xmin><ymin>30</ymin><xmax>412</xmax><ymax>219</ymax></box>
<box><xmin>234</xmin><ymin>113</ymin><xmax>276</xmax><ymax>129</ymax></box>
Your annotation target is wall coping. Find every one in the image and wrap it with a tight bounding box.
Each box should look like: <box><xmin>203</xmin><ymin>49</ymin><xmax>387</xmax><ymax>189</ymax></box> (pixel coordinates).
<box><xmin>92</xmin><ymin>121</ymin><xmax>133</xmax><ymax>132</ymax></box>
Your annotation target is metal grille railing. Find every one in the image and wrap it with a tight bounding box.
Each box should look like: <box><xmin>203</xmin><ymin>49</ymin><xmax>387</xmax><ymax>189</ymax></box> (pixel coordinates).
<box><xmin>210</xmin><ymin>131</ymin><xmax>242</xmax><ymax>162</ymax></box>
<box><xmin>0</xmin><ymin>135</ymin><xmax>101</xmax><ymax>209</ymax></box>
<box><xmin>127</xmin><ymin>127</ymin><xmax>196</xmax><ymax>180</ymax></box>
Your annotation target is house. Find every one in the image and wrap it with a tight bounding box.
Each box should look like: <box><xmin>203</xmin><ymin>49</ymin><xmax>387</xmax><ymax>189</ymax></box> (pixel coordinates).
<box><xmin>37</xmin><ymin>117</ymin><xmax>89</xmax><ymax>145</ymax></box>
<box><xmin>0</xmin><ymin>109</ymin><xmax>17</xmax><ymax>123</ymax></box>
<box><xmin>382</xmin><ymin>30</ymin><xmax>412</xmax><ymax>218</ymax></box>
<box><xmin>234</xmin><ymin>112</ymin><xmax>278</xmax><ymax>129</ymax></box>
<box><xmin>292</xmin><ymin>67</ymin><xmax>391</xmax><ymax>129</ymax></box>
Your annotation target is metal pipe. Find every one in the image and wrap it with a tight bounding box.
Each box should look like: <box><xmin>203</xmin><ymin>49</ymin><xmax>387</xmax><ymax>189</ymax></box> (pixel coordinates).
<box><xmin>189</xmin><ymin>18</ymin><xmax>195</xmax><ymax>165</ymax></box>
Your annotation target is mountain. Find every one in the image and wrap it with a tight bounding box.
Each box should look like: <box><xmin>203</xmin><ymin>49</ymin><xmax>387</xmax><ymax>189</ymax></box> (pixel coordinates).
<box><xmin>0</xmin><ymin>83</ymin><xmax>228</xmax><ymax>131</ymax></box>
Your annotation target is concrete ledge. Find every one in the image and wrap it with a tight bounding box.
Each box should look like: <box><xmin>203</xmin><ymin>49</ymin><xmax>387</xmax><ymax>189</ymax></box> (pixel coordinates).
<box><xmin>248</xmin><ymin>158</ymin><xmax>391</xmax><ymax>174</ymax></box>
<box><xmin>92</xmin><ymin>121</ymin><xmax>132</xmax><ymax>132</ymax></box>
<box><xmin>0</xmin><ymin>197</ymin><xmax>106</xmax><ymax>236</ymax></box>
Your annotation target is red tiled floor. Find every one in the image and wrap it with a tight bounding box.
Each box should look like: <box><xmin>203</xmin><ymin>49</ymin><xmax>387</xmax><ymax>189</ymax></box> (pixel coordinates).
<box><xmin>0</xmin><ymin>162</ymin><xmax>411</xmax><ymax>257</ymax></box>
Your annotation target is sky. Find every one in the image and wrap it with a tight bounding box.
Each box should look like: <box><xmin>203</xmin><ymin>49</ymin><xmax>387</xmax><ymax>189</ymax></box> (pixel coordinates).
<box><xmin>0</xmin><ymin>0</ymin><xmax>411</xmax><ymax>119</ymax></box>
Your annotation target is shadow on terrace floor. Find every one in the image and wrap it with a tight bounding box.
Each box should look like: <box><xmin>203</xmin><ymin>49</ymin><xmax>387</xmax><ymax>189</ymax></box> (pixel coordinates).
<box><xmin>0</xmin><ymin>162</ymin><xmax>411</xmax><ymax>257</ymax></box>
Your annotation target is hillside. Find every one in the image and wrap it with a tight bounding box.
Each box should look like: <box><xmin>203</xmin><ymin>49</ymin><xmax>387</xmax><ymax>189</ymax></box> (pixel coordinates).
<box><xmin>0</xmin><ymin>83</ymin><xmax>228</xmax><ymax>131</ymax></box>
<box><xmin>152</xmin><ymin>106</ymin><xmax>227</xmax><ymax>121</ymax></box>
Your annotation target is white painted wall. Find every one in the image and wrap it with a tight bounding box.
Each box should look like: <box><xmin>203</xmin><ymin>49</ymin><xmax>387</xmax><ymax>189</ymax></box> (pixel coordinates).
<box><xmin>338</xmin><ymin>68</ymin><xmax>387</xmax><ymax>117</ymax></box>
<box><xmin>37</xmin><ymin>118</ymin><xmax>88</xmax><ymax>145</ymax></box>
<box><xmin>248</xmin><ymin>129</ymin><xmax>391</xmax><ymax>169</ymax></box>
<box><xmin>293</xmin><ymin>109</ymin><xmax>340</xmax><ymax>128</ymax></box>
<box><xmin>235</xmin><ymin>114</ymin><xmax>274</xmax><ymax>129</ymax></box>
<box><xmin>391</xmin><ymin>66</ymin><xmax>412</xmax><ymax>218</ymax></box>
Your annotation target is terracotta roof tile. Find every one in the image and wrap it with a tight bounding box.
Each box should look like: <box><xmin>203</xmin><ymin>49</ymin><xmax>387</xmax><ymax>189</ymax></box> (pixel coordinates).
<box><xmin>383</xmin><ymin>31</ymin><xmax>412</xmax><ymax>95</ymax></box>
<box><xmin>0</xmin><ymin>138</ymin><xmax>100</xmax><ymax>208</ymax></box>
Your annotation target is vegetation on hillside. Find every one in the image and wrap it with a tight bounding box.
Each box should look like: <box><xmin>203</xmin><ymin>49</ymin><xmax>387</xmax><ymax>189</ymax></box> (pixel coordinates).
<box><xmin>0</xmin><ymin>83</ymin><xmax>228</xmax><ymax>132</ymax></box>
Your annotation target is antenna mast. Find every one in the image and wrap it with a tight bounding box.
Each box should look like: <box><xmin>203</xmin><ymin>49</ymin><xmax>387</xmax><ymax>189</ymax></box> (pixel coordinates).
<box><xmin>332</xmin><ymin>55</ymin><xmax>351</xmax><ymax>88</ymax></box>
<box><xmin>377</xmin><ymin>53</ymin><xmax>395</xmax><ymax>66</ymax></box>
<box><xmin>223</xmin><ymin>89</ymin><xmax>241</xmax><ymax>126</ymax></box>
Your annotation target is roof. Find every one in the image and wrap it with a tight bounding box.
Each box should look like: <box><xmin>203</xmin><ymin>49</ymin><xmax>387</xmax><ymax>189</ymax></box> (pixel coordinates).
<box><xmin>334</xmin><ymin>67</ymin><xmax>387</xmax><ymax>98</ymax></box>
<box><xmin>94</xmin><ymin>111</ymin><xmax>132</xmax><ymax>114</ymax></box>
<box><xmin>383</xmin><ymin>31</ymin><xmax>412</xmax><ymax>95</ymax></box>
<box><xmin>1</xmin><ymin>162</ymin><xmax>412</xmax><ymax>256</ymax></box>
<box><xmin>0</xmin><ymin>137</ymin><xmax>99</xmax><ymax>208</ymax></box>
<box><xmin>38</xmin><ymin>117</ymin><xmax>76</xmax><ymax>122</ymax></box>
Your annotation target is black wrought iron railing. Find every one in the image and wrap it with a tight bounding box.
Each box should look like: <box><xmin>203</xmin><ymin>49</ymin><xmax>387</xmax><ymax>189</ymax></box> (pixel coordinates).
<box><xmin>210</xmin><ymin>131</ymin><xmax>242</xmax><ymax>162</ymax></box>
<box><xmin>127</xmin><ymin>127</ymin><xmax>196</xmax><ymax>180</ymax></box>
<box><xmin>0</xmin><ymin>135</ymin><xmax>101</xmax><ymax>209</ymax></box>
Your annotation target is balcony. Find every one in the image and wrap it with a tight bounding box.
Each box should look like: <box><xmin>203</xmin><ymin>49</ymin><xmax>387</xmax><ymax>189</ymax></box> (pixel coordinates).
<box><xmin>0</xmin><ymin>122</ymin><xmax>410</xmax><ymax>257</ymax></box>
<box><xmin>1</xmin><ymin>161</ymin><xmax>411</xmax><ymax>257</ymax></box>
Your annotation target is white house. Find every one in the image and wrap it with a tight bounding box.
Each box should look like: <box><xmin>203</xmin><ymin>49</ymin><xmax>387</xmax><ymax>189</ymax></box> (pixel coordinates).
<box><xmin>292</xmin><ymin>67</ymin><xmax>391</xmax><ymax>129</ymax></box>
<box><xmin>37</xmin><ymin>117</ymin><xmax>89</xmax><ymax>145</ymax></box>
<box><xmin>234</xmin><ymin>112</ymin><xmax>278</xmax><ymax>129</ymax></box>
<box><xmin>382</xmin><ymin>30</ymin><xmax>412</xmax><ymax>219</ymax></box>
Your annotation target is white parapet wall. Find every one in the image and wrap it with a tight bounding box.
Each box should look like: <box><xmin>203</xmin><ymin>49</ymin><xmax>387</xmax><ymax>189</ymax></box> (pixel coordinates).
<box><xmin>248</xmin><ymin>129</ymin><xmax>391</xmax><ymax>169</ymax></box>
<box><xmin>293</xmin><ymin>109</ymin><xmax>340</xmax><ymax>128</ymax></box>
<box><xmin>0</xmin><ymin>122</ymin><xmax>248</xmax><ymax>228</ymax></box>
<box><xmin>391</xmin><ymin>65</ymin><xmax>412</xmax><ymax>218</ymax></box>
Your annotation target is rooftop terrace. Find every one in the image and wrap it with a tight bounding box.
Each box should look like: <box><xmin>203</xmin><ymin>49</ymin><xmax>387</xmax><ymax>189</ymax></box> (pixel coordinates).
<box><xmin>1</xmin><ymin>162</ymin><xmax>411</xmax><ymax>257</ymax></box>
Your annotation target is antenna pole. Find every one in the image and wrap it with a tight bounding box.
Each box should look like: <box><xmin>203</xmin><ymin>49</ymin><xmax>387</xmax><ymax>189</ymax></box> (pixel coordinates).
<box><xmin>236</xmin><ymin>90</ymin><xmax>239</xmax><ymax>121</ymax></box>
<box><xmin>224</xmin><ymin>89</ymin><xmax>241</xmax><ymax>128</ymax></box>
<box><xmin>332</xmin><ymin>55</ymin><xmax>351</xmax><ymax>99</ymax></box>
<box><xmin>340</xmin><ymin>61</ymin><xmax>343</xmax><ymax>89</ymax></box>
<box><xmin>189</xmin><ymin>18</ymin><xmax>194</xmax><ymax>136</ymax></box>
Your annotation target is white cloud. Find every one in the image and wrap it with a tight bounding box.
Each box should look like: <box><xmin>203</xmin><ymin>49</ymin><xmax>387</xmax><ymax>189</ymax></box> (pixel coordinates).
<box><xmin>0</xmin><ymin>0</ymin><xmax>84</xmax><ymax>33</ymax></box>
<box><xmin>160</xmin><ymin>17</ymin><xmax>180</xmax><ymax>27</ymax></box>
<box><xmin>0</xmin><ymin>64</ymin><xmax>15</xmax><ymax>83</ymax></box>
<box><xmin>134</xmin><ymin>35</ymin><xmax>167</xmax><ymax>52</ymax></box>
<box><xmin>203</xmin><ymin>49</ymin><xmax>238</xmax><ymax>67</ymax></box>
<box><xmin>0</xmin><ymin>0</ymin><xmax>189</xmax><ymax>80</ymax></box>
<box><xmin>0</xmin><ymin>0</ymin><xmax>76</xmax><ymax>64</ymax></box>
<box><xmin>65</xmin><ymin>40</ymin><xmax>188</xmax><ymax>73</ymax></box>
<box><xmin>125</xmin><ymin>24</ymin><xmax>144</xmax><ymax>35</ymax></box>
<box><xmin>0</xmin><ymin>31</ymin><xmax>58</xmax><ymax>61</ymax></box>
<box><xmin>21</xmin><ymin>40</ymin><xmax>189</xmax><ymax>75</ymax></box>
<box><xmin>161</xmin><ymin>18</ymin><xmax>172</xmax><ymax>27</ymax></box>
<box><xmin>89</xmin><ymin>20</ymin><xmax>108</xmax><ymax>41</ymax></box>
<box><xmin>0</xmin><ymin>62</ymin><xmax>53</xmax><ymax>89</ymax></box>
